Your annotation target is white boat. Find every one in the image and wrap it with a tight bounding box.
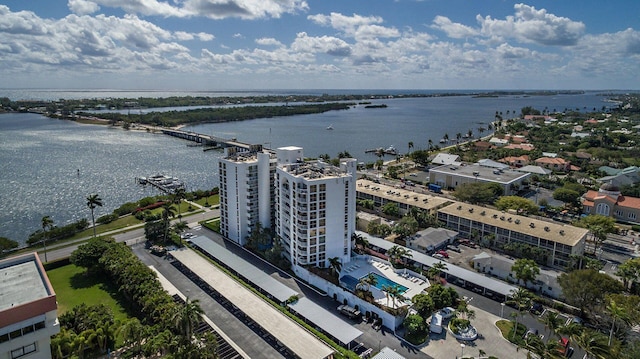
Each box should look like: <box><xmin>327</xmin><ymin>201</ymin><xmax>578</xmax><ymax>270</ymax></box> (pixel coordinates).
<box><xmin>326</xmin><ymin>124</ymin><xmax>334</xmax><ymax>130</ymax></box>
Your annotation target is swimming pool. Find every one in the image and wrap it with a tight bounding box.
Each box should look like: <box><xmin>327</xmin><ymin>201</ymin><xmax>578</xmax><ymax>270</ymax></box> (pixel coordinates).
<box><xmin>362</xmin><ymin>272</ymin><xmax>408</xmax><ymax>294</ymax></box>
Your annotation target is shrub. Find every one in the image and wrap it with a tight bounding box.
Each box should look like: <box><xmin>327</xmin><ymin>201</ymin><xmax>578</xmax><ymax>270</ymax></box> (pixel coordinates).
<box><xmin>97</xmin><ymin>213</ymin><xmax>118</xmax><ymax>224</ymax></box>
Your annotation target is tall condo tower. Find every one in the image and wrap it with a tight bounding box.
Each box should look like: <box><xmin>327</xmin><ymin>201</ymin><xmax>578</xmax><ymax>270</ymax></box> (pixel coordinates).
<box><xmin>274</xmin><ymin>146</ymin><xmax>357</xmax><ymax>269</ymax></box>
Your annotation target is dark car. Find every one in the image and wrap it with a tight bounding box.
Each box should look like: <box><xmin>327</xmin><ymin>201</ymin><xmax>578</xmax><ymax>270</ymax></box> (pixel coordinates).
<box><xmin>447</xmin><ymin>245</ymin><xmax>461</xmax><ymax>253</ymax></box>
<box><xmin>530</xmin><ymin>302</ymin><xmax>544</xmax><ymax>315</ymax></box>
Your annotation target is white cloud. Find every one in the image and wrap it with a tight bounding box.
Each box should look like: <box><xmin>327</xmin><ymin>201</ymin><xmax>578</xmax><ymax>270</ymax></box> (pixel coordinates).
<box><xmin>232</xmin><ymin>33</ymin><xmax>244</xmax><ymax>39</ymax></box>
<box><xmin>174</xmin><ymin>31</ymin><xmax>215</xmax><ymax>41</ymax></box>
<box><xmin>255</xmin><ymin>37</ymin><xmax>283</xmax><ymax>47</ymax></box>
<box><xmin>291</xmin><ymin>32</ymin><xmax>352</xmax><ymax>57</ymax></box>
<box><xmin>182</xmin><ymin>0</ymin><xmax>308</xmax><ymax>19</ymax></box>
<box><xmin>431</xmin><ymin>16</ymin><xmax>478</xmax><ymax>39</ymax></box>
<box><xmin>308</xmin><ymin>12</ymin><xmax>384</xmax><ymax>37</ymax></box>
<box><xmin>477</xmin><ymin>4</ymin><xmax>585</xmax><ymax>46</ymax></box>
<box><xmin>495</xmin><ymin>43</ymin><xmax>531</xmax><ymax>59</ymax></box>
<box><xmin>68</xmin><ymin>0</ymin><xmax>100</xmax><ymax>15</ymax></box>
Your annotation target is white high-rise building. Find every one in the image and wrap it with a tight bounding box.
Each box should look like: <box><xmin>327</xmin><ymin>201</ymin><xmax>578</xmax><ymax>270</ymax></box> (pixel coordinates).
<box><xmin>274</xmin><ymin>146</ymin><xmax>357</xmax><ymax>269</ymax></box>
<box><xmin>218</xmin><ymin>145</ymin><xmax>276</xmax><ymax>245</ymax></box>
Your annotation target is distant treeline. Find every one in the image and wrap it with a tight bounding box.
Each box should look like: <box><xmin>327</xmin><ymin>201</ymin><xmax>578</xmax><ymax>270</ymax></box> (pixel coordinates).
<box><xmin>85</xmin><ymin>102</ymin><xmax>354</xmax><ymax>127</ymax></box>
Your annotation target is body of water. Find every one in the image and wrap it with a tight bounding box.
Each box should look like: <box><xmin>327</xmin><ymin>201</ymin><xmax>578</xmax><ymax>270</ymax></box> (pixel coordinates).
<box><xmin>0</xmin><ymin>90</ymin><xmax>617</xmax><ymax>245</ymax></box>
<box><xmin>0</xmin><ymin>113</ymin><xmax>221</xmax><ymax>245</ymax></box>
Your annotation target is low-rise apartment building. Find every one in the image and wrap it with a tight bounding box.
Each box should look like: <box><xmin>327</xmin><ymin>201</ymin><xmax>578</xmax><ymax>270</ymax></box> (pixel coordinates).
<box><xmin>437</xmin><ymin>202</ymin><xmax>588</xmax><ymax>269</ymax></box>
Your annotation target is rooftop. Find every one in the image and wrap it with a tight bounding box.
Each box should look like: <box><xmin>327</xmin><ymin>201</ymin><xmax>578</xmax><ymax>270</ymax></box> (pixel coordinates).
<box><xmin>430</xmin><ymin>163</ymin><xmax>530</xmax><ymax>184</ymax></box>
<box><xmin>356</xmin><ymin>179</ymin><xmax>452</xmax><ymax>212</ymax></box>
<box><xmin>280</xmin><ymin>160</ymin><xmax>350</xmax><ymax>180</ymax></box>
<box><xmin>0</xmin><ymin>253</ymin><xmax>52</xmax><ymax>312</ymax></box>
<box><xmin>438</xmin><ymin>203</ymin><xmax>589</xmax><ymax>247</ymax></box>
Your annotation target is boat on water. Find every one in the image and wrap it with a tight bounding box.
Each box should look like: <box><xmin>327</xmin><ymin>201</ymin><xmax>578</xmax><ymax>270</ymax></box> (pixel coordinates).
<box><xmin>439</xmin><ymin>138</ymin><xmax>447</xmax><ymax>143</ymax></box>
<box><xmin>385</xmin><ymin>145</ymin><xmax>398</xmax><ymax>155</ymax></box>
<box><xmin>326</xmin><ymin>124</ymin><xmax>334</xmax><ymax>130</ymax></box>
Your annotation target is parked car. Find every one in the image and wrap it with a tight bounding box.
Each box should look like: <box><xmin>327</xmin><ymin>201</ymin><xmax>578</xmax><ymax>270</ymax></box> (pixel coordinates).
<box><xmin>432</xmin><ymin>253</ymin><xmax>445</xmax><ymax>259</ymax></box>
<box><xmin>447</xmin><ymin>245</ymin><xmax>461</xmax><ymax>253</ymax></box>
<box><xmin>337</xmin><ymin>305</ymin><xmax>361</xmax><ymax>319</ymax></box>
<box><xmin>523</xmin><ymin>328</ymin><xmax>541</xmax><ymax>340</ymax></box>
<box><xmin>181</xmin><ymin>232</ymin><xmax>194</xmax><ymax>239</ymax></box>
<box><xmin>530</xmin><ymin>302</ymin><xmax>544</xmax><ymax>315</ymax></box>
<box><xmin>436</xmin><ymin>250</ymin><xmax>449</xmax><ymax>258</ymax></box>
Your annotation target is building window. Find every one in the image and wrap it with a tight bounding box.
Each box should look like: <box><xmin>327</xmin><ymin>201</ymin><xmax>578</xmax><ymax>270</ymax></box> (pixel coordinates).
<box><xmin>11</xmin><ymin>343</ymin><xmax>37</xmax><ymax>359</ymax></box>
<box><xmin>630</xmin><ymin>213</ymin><xmax>637</xmax><ymax>220</ymax></box>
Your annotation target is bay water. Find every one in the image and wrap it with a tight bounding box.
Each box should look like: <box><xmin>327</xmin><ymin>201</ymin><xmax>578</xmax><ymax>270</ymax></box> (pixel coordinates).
<box><xmin>0</xmin><ymin>91</ymin><xmax>616</xmax><ymax>245</ymax></box>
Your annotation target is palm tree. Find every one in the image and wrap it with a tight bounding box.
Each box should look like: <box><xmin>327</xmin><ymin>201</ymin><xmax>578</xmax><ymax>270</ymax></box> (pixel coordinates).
<box><xmin>328</xmin><ymin>257</ymin><xmax>342</xmax><ymax>278</ymax></box>
<box><xmin>173</xmin><ymin>187</ymin><xmax>186</xmax><ymax>222</ymax></box>
<box><xmin>384</xmin><ymin>285</ymin><xmax>402</xmax><ymax>308</ymax></box>
<box><xmin>427</xmin><ymin>261</ymin><xmax>448</xmax><ymax>282</ymax></box>
<box><xmin>509</xmin><ymin>288</ymin><xmax>531</xmax><ymax>340</ymax></box>
<box><xmin>408</xmin><ymin>141</ymin><xmax>413</xmax><ymax>155</ymax></box>
<box><xmin>41</xmin><ymin>215</ymin><xmax>53</xmax><ymax>262</ymax></box>
<box><xmin>161</xmin><ymin>202</ymin><xmax>177</xmax><ymax>242</ymax></box>
<box><xmin>386</xmin><ymin>245</ymin><xmax>411</xmax><ymax>266</ymax></box>
<box><xmin>428</xmin><ymin>138</ymin><xmax>433</xmax><ymax>150</ymax></box>
<box><xmin>86</xmin><ymin>193</ymin><xmax>103</xmax><ymax>238</ymax></box>
<box><xmin>456</xmin><ymin>133</ymin><xmax>462</xmax><ymax>144</ymax></box>
<box><xmin>606</xmin><ymin>298</ymin><xmax>629</xmax><ymax>345</ymax></box>
<box><xmin>467</xmin><ymin>129</ymin><xmax>474</xmax><ymax>139</ymax></box>
<box><xmin>172</xmin><ymin>298</ymin><xmax>204</xmax><ymax>347</ymax></box>
<box><xmin>574</xmin><ymin>329</ymin><xmax>610</xmax><ymax>359</ymax></box>
<box><xmin>540</xmin><ymin>311</ymin><xmax>564</xmax><ymax>342</ymax></box>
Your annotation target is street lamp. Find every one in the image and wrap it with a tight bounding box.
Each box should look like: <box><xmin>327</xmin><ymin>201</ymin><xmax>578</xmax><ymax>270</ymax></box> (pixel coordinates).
<box><xmin>501</xmin><ymin>302</ymin><xmax>505</xmax><ymax>318</ymax></box>
<box><xmin>461</xmin><ymin>343</ymin><xmax>465</xmax><ymax>358</ymax></box>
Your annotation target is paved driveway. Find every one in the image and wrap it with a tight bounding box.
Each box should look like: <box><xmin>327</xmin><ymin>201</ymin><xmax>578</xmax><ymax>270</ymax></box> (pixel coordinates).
<box><xmin>420</xmin><ymin>305</ymin><xmax>528</xmax><ymax>359</ymax></box>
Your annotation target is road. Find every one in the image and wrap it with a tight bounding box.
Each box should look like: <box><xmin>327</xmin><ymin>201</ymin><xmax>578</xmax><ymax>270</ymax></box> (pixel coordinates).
<box><xmin>38</xmin><ymin>208</ymin><xmax>219</xmax><ymax>263</ymax></box>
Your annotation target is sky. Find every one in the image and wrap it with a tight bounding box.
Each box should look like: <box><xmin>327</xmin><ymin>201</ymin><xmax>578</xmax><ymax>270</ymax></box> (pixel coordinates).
<box><xmin>1</xmin><ymin>0</ymin><xmax>639</xmax><ymax>90</ymax></box>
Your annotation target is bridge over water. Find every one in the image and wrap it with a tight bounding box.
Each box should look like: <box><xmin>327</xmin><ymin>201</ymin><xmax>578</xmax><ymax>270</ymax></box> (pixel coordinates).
<box><xmin>158</xmin><ymin>128</ymin><xmax>255</xmax><ymax>151</ymax></box>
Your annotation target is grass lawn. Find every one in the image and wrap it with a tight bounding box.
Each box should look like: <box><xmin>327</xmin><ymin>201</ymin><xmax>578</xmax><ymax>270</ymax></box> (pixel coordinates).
<box><xmin>47</xmin><ymin>264</ymin><xmax>131</xmax><ymax>322</ymax></box>
<box><xmin>496</xmin><ymin>319</ymin><xmax>527</xmax><ymax>347</ymax></box>
<box><xmin>194</xmin><ymin>194</ymin><xmax>219</xmax><ymax>207</ymax></box>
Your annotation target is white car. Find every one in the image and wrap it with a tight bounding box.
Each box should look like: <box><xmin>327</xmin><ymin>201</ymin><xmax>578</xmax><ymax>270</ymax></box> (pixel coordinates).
<box><xmin>439</xmin><ymin>307</ymin><xmax>456</xmax><ymax>319</ymax></box>
<box><xmin>180</xmin><ymin>232</ymin><xmax>194</xmax><ymax>239</ymax></box>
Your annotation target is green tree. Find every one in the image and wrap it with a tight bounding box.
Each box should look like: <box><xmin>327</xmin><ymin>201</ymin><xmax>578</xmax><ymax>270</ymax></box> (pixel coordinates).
<box><xmin>427</xmin><ymin>283</ymin><xmax>458</xmax><ymax>309</ymax></box>
<box><xmin>494</xmin><ymin>196</ymin><xmax>539</xmax><ymax>214</ymax></box>
<box><xmin>172</xmin><ymin>298</ymin><xmax>204</xmax><ymax>349</ymax></box>
<box><xmin>172</xmin><ymin>187</ymin><xmax>186</xmax><ymax>221</ymax></box>
<box><xmin>453</xmin><ymin>182</ymin><xmax>503</xmax><ymax>204</ymax></box>
<box><xmin>70</xmin><ymin>237</ymin><xmax>115</xmax><ymax>273</ymax></box>
<box><xmin>403</xmin><ymin>314</ymin><xmax>425</xmax><ymax>336</ymax></box>
<box><xmin>411</xmin><ymin>293</ymin><xmax>434</xmax><ymax>318</ymax></box>
<box><xmin>553</xmin><ymin>188</ymin><xmax>581</xmax><ymax>206</ymax></box>
<box><xmin>427</xmin><ymin>261</ymin><xmax>448</xmax><ymax>282</ymax></box>
<box><xmin>574</xmin><ymin>214</ymin><xmax>616</xmax><ymax>255</ymax></box>
<box><xmin>557</xmin><ymin>269</ymin><xmax>624</xmax><ymax>317</ymax></box>
<box><xmin>161</xmin><ymin>202</ymin><xmax>177</xmax><ymax>242</ymax></box>
<box><xmin>0</xmin><ymin>236</ymin><xmax>19</xmax><ymax>254</ymax></box>
<box><xmin>574</xmin><ymin>329</ymin><xmax>610</xmax><ymax>359</ymax></box>
<box><xmin>511</xmin><ymin>258</ymin><xmax>540</xmax><ymax>288</ymax></box>
<box><xmin>540</xmin><ymin>311</ymin><xmax>564</xmax><ymax>343</ymax></box>
<box><xmin>328</xmin><ymin>257</ymin><xmax>342</xmax><ymax>278</ymax></box>
<box><xmin>615</xmin><ymin>257</ymin><xmax>640</xmax><ymax>291</ymax></box>
<box><xmin>508</xmin><ymin>288</ymin><xmax>532</xmax><ymax>340</ymax></box>
<box><xmin>392</xmin><ymin>216</ymin><xmax>418</xmax><ymax>240</ymax></box>
<box><xmin>606</xmin><ymin>298</ymin><xmax>630</xmax><ymax>346</ymax></box>
<box><xmin>386</xmin><ymin>245</ymin><xmax>411</xmax><ymax>266</ymax></box>
<box><xmin>41</xmin><ymin>215</ymin><xmax>54</xmax><ymax>262</ymax></box>
<box><xmin>382</xmin><ymin>202</ymin><xmax>400</xmax><ymax>217</ymax></box>
<box><xmin>86</xmin><ymin>194</ymin><xmax>103</xmax><ymax>238</ymax></box>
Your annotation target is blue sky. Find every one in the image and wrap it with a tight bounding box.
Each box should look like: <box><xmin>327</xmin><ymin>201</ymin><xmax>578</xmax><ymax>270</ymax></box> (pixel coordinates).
<box><xmin>1</xmin><ymin>0</ymin><xmax>639</xmax><ymax>90</ymax></box>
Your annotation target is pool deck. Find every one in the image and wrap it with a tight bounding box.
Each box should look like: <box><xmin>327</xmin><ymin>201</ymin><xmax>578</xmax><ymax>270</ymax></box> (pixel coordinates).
<box><xmin>340</xmin><ymin>257</ymin><xmax>430</xmax><ymax>308</ymax></box>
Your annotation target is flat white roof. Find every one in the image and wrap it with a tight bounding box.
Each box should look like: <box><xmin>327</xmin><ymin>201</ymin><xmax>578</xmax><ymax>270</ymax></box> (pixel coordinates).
<box><xmin>288</xmin><ymin>297</ymin><xmax>362</xmax><ymax>345</ymax></box>
<box><xmin>171</xmin><ymin>247</ymin><xmax>335</xmax><ymax>359</ymax></box>
<box><xmin>190</xmin><ymin>236</ymin><xmax>297</xmax><ymax>303</ymax></box>
<box><xmin>0</xmin><ymin>253</ymin><xmax>50</xmax><ymax>311</ymax></box>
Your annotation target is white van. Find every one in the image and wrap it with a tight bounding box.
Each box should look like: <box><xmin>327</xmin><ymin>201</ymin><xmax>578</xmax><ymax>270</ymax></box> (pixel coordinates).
<box><xmin>430</xmin><ymin>313</ymin><xmax>443</xmax><ymax>334</ymax></box>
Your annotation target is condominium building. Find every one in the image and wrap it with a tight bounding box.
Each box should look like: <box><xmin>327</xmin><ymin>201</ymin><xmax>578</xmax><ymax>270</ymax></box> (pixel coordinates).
<box><xmin>218</xmin><ymin>145</ymin><xmax>277</xmax><ymax>245</ymax></box>
<box><xmin>275</xmin><ymin>146</ymin><xmax>357</xmax><ymax>269</ymax></box>
<box><xmin>1</xmin><ymin>253</ymin><xmax>60</xmax><ymax>359</ymax></box>
<box><xmin>437</xmin><ymin>202</ymin><xmax>588</xmax><ymax>269</ymax></box>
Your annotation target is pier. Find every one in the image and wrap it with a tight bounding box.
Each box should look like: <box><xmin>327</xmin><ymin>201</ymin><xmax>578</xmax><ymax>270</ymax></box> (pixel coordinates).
<box><xmin>137</xmin><ymin>174</ymin><xmax>185</xmax><ymax>194</ymax></box>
